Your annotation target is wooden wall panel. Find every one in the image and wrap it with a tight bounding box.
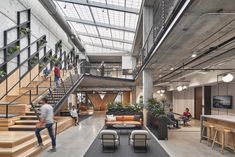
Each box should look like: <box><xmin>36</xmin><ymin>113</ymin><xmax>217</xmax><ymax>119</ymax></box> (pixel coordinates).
<box><xmin>20</xmin><ymin>72</ymin><xmax>30</xmax><ymax>87</ymax></box>
<box><xmin>0</xmin><ymin>80</ymin><xmax>7</xmax><ymax>99</ymax></box>
<box><xmin>7</xmin><ymin>69</ymin><xmax>19</xmax><ymax>95</ymax></box>
<box><xmin>122</xmin><ymin>91</ymin><xmax>130</xmax><ymax>105</ymax></box>
<box><xmin>31</xmin><ymin>65</ymin><xmax>39</xmax><ymax>81</ymax></box>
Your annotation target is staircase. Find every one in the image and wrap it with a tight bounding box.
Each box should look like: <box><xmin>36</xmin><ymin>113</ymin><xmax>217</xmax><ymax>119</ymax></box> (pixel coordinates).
<box><xmin>8</xmin><ymin>71</ymin><xmax>82</xmax><ymax>132</ymax></box>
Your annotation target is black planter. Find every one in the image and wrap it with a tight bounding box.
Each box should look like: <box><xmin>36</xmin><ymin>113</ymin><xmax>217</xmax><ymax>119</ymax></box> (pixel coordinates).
<box><xmin>147</xmin><ymin>113</ymin><xmax>168</xmax><ymax>140</ymax></box>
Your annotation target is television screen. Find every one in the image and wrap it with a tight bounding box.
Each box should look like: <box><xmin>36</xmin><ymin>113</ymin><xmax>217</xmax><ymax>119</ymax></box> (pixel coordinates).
<box><xmin>213</xmin><ymin>96</ymin><xmax>233</xmax><ymax>109</ymax></box>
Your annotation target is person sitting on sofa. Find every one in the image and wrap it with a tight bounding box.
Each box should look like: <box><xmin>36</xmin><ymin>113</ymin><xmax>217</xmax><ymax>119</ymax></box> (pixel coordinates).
<box><xmin>182</xmin><ymin>108</ymin><xmax>192</xmax><ymax>126</ymax></box>
<box><xmin>167</xmin><ymin>108</ymin><xmax>179</xmax><ymax>128</ymax></box>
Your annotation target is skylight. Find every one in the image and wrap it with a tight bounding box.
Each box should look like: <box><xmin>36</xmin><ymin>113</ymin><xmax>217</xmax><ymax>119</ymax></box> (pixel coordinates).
<box><xmin>54</xmin><ymin>0</ymin><xmax>142</xmax><ymax>53</ymax></box>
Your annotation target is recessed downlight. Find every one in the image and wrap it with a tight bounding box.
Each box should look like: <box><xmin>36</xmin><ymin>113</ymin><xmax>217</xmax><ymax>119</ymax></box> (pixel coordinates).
<box><xmin>191</xmin><ymin>53</ymin><xmax>197</xmax><ymax>58</ymax></box>
<box><xmin>170</xmin><ymin>67</ymin><xmax>174</xmax><ymax>71</ymax></box>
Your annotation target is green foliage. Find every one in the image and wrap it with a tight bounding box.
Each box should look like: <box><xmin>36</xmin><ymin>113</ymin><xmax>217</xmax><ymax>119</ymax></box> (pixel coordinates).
<box><xmin>30</xmin><ymin>56</ymin><xmax>38</xmax><ymax>67</ymax></box>
<box><xmin>38</xmin><ymin>39</ymin><xmax>47</xmax><ymax>48</ymax></box>
<box><xmin>147</xmin><ymin>98</ymin><xmax>166</xmax><ymax>118</ymax></box>
<box><xmin>0</xmin><ymin>69</ymin><xmax>6</xmax><ymax>78</ymax></box>
<box><xmin>19</xmin><ymin>27</ymin><xmax>30</xmax><ymax>36</ymax></box>
<box><xmin>8</xmin><ymin>45</ymin><xmax>20</xmax><ymax>55</ymax></box>
<box><xmin>107</xmin><ymin>102</ymin><xmax>143</xmax><ymax>114</ymax></box>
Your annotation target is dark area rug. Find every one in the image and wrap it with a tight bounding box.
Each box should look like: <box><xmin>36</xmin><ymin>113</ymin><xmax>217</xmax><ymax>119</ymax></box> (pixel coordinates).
<box><xmin>84</xmin><ymin>127</ymin><xmax>170</xmax><ymax>157</ymax></box>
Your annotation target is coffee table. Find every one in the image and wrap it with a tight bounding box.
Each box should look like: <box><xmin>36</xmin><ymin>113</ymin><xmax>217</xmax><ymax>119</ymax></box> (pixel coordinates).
<box><xmin>112</xmin><ymin>124</ymin><xmax>136</xmax><ymax>134</ymax></box>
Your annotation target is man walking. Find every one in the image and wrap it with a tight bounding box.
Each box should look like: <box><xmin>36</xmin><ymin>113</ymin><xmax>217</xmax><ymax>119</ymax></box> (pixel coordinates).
<box><xmin>35</xmin><ymin>96</ymin><xmax>56</xmax><ymax>152</ymax></box>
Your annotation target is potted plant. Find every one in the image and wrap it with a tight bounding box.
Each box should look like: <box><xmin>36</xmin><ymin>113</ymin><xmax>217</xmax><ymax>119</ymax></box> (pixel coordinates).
<box><xmin>19</xmin><ymin>27</ymin><xmax>30</xmax><ymax>37</ymax></box>
<box><xmin>30</xmin><ymin>56</ymin><xmax>38</xmax><ymax>67</ymax></box>
<box><xmin>147</xmin><ymin>98</ymin><xmax>168</xmax><ymax>140</ymax></box>
<box><xmin>37</xmin><ymin>39</ymin><xmax>47</xmax><ymax>49</ymax></box>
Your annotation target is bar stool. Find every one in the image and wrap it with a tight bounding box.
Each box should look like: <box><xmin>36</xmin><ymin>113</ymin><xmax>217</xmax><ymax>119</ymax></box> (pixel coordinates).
<box><xmin>212</xmin><ymin>126</ymin><xmax>233</xmax><ymax>154</ymax></box>
<box><xmin>200</xmin><ymin>121</ymin><xmax>215</xmax><ymax>143</ymax></box>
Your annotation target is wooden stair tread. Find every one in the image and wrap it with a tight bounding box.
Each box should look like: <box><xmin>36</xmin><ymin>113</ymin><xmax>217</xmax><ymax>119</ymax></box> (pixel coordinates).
<box><xmin>16</xmin><ymin>138</ymin><xmax>51</xmax><ymax>157</ymax></box>
<box><xmin>9</xmin><ymin>125</ymin><xmax>36</xmax><ymax>129</ymax></box>
<box><xmin>0</xmin><ymin>135</ymin><xmax>47</xmax><ymax>153</ymax></box>
<box><xmin>15</xmin><ymin>120</ymin><xmax>39</xmax><ymax>124</ymax></box>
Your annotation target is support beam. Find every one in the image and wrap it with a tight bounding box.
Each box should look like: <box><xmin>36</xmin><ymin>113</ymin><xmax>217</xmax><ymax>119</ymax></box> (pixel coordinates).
<box><xmin>77</xmin><ymin>32</ymin><xmax>132</xmax><ymax>44</ymax></box>
<box><xmin>84</xmin><ymin>42</ymin><xmax>131</xmax><ymax>52</ymax></box>
<box><xmin>55</xmin><ymin>0</ymin><xmax>139</xmax><ymax>14</ymax></box>
<box><xmin>66</xmin><ymin>17</ymin><xmax>136</xmax><ymax>33</ymax></box>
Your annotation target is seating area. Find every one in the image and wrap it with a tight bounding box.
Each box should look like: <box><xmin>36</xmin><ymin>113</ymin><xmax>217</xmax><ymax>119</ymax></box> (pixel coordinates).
<box><xmin>1</xmin><ymin>0</ymin><xmax>235</xmax><ymax>157</ymax></box>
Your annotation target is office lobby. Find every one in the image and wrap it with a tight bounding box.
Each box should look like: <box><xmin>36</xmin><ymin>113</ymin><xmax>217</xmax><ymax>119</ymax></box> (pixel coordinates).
<box><xmin>0</xmin><ymin>0</ymin><xmax>235</xmax><ymax>157</ymax></box>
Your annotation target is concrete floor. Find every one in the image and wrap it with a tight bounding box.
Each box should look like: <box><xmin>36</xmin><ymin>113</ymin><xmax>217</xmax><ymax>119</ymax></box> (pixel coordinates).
<box><xmin>37</xmin><ymin>112</ymin><xmax>105</xmax><ymax>157</ymax></box>
<box><xmin>157</xmin><ymin>120</ymin><xmax>235</xmax><ymax>157</ymax></box>
<box><xmin>38</xmin><ymin>115</ymin><xmax>234</xmax><ymax>157</ymax></box>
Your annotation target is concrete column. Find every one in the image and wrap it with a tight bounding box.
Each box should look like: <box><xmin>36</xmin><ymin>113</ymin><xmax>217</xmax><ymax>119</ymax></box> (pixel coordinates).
<box><xmin>143</xmin><ymin>69</ymin><xmax>153</xmax><ymax>125</ymax></box>
<box><xmin>71</xmin><ymin>92</ymin><xmax>78</xmax><ymax>107</ymax></box>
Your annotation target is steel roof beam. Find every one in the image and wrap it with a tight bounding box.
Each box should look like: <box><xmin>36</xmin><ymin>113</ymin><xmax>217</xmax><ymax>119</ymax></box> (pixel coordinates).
<box><xmin>84</xmin><ymin>42</ymin><xmax>131</xmax><ymax>52</ymax></box>
<box><xmin>66</xmin><ymin>17</ymin><xmax>135</xmax><ymax>33</ymax></box>
<box><xmin>77</xmin><ymin>32</ymin><xmax>132</xmax><ymax>44</ymax></box>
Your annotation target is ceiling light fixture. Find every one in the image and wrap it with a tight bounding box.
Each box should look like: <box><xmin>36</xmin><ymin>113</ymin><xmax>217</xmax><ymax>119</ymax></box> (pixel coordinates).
<box><xmin>170</xmin><ymin>67</ymin><xmax>174</xmax><ymax>71</ymax></box>
<box><xmin>160</xmin><ymin>90</ymin><xmax>165</xmax><ymax>93</ymax></box>
<box><xmin>183</xmin><ymin>86</ymin><xmax>187</xmax><ymax>89</ymax></box>
<box><xmin>160</xmin><ymin>93</ymin><xmax>163</xmax><ymax>97</ymax></box>
<box><xmin>177</xmin><ymin>86</ymin><xmax>183</xmax><ymax>91</ymax></box>
<box><xmin>222</xmin><ymin>73</ymin><xmax>234</xmax><ymax>83</ymax></box>
<box><xmin>191</xmin><ymin>53</ymin><xmax>197</xmax><ymax>58</ymax></box>
<box><xmin>157</xmin><ymin>90</ymin><xmax>160</xmax><ymax>94</ymax></box>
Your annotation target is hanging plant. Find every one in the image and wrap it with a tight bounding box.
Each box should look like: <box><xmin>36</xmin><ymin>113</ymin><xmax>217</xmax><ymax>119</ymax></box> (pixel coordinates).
<box><xmin>19</xmin><ymin>27</ymin><xmax>30</xmax><ymax>37</ymax></box>
<box><xmin>7</xmin><ymin>44</ymin><xmax>20</xmax><ymax>55</ymax></box>
<box><xmin>38</xmin><ymin>39</ymin><xmax>47</xmax><ymax>48</ymax></box>
<box><xmin>0</xmin><ymin>70</ymin><xmax>6</xmax><ymax>79</ymax></box>
<box><xmin>30</xmin><ymin>56</ymin><xmax>39</xmax><ymax>67</ymax></box>
<box><xmin>57</xmin><ymin>42</ymin><xmax>62</xmax><ymax>51</ymax></box>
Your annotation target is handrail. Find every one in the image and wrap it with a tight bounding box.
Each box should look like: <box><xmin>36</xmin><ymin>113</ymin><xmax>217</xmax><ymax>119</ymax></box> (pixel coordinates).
<box><xmin>0</xmin><ymin>90</ymin><xmax>31</xmax><ymax>118</ymax></box>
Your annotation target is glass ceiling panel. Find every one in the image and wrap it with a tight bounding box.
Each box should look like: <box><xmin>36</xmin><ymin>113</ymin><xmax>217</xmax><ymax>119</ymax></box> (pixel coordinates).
<box><xmin>102</xmin><ymin>39</ymin><xmax>113</xmax><ymax>47</ymax></box>
<box><xmin>124</xmin><ymin>32</ymin><xmax>135</xmax><ymax>41</ymax></box>
<box><xmin>84</xmin><ymin>25</ymin><xmax>98</xmax><ymax>35</ymax></box>
<box><xmin>97</xmin><ymin>27</ymin><xmax>111</xmax><ymax>38</ymax></box>
<box><xmin>124</xmin><ymin>43</ymin><xmax>132</xmax><ymax>50</ymax></box>
<box><xmin>89</xmin><ymin>0</ymin><xmax>106</xmax><ymax>4</ymax></box>
<box><xmin>54</xmin><ymin>0</ymin><xmax>143</xmax><ymax>53</ymax></box>
<box><xmin>108</xmin><ymin>10</ymin><xmax>124</xmax><ymax>27</ymax></box>
<box><xmin>91</xmin><ymin>7</ymin><xmax>109</xmax><ymax>24</ymax></box>
<box><xmin>111</xmin><ymin>29</ymin><xmax>124</xmax><ymax>40</ymax></box>
<box><xmin>113</xmin><ymin>41</ymin><xmax>124</xmax><ymax>49</ymax></box>
<box><xmin>107</xmin><ymin>0</ymin><xmax>125</xmax><ymax>7</ymax></box>
<box><xmin>90</xmin><ymin>37</ymin><xmax>102</xmax><ymax>45</ymax></box>
<box><xmin>69</xmin><ymin>22</ymin><xmax>87</xmax><ymax>33</ymax></box>
<box><xmin>126</xmin><ymin>0</ymin><xmax>142</xmax><ymax>9</ymax></box>
<box><xmin>74</xmin><ymin>4</ymin><xmax>93</xmax><ymax>22</ymax></box>
<box><xmin>56</xmin><ymin>1</ymin><xmax>80</xmax><ymax>19</ymax></box>
<box><xmin>80</xmin><ymin>35</ymin><xmax>92</xmax><ymax>43</ymax></box>
<box><xmin>125</xmin><ymin>13</ymin><xmax>139</xmax><ymax>29</ymax></box>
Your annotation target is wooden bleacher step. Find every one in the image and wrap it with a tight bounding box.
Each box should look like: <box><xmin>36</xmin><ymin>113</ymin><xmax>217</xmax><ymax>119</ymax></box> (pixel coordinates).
<box><xmin>20</xmin><ymin>116</ymin><xmax>38</xmax><ymax>120</ymax></box>
<box><xmin>14</xmin><ymin>120</ymin><xmax>39</xmax><ymax>125</ymax></box>
<box><xmin>8</xmin><ymin>125</ymin><xmax>36</xmax><ymax>131</ymax></box>
<box><xmin>0</xmin><ymin>135</ymin><xmax>48</xmax><ymax>157</ymax></box>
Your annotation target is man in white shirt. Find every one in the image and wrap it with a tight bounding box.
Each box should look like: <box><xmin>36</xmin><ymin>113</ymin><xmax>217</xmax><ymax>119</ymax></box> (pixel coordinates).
<box><xmin>70</xmin><ymin>105</ymin><xmax>79</xmax><ymax>126</ymax></box>
<box><xmin>35</xmin><ymin>96</ymin><xmax>56</xmax><ymax>152</ymax></box>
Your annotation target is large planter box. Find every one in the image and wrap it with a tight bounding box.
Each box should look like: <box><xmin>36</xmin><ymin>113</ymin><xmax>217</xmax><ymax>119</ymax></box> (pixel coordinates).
<box><xmin>147</xmin><ymin>113</ymin><xmax>168</xmax><ymax>140</ymax></box>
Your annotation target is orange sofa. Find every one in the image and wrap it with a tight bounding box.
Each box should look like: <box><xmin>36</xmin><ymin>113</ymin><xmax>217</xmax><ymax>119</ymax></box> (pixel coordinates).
<box><xmin>105</xmin><ymin>115</ymin><xmax>143</xmax><ymax>127</ymax></box>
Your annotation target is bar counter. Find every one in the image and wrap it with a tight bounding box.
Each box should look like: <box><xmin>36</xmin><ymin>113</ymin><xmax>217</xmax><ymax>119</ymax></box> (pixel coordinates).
<box><xmin>200</xmin><ymin>115</ymin><xmax>235</xmax><ymax>146</ymax></box>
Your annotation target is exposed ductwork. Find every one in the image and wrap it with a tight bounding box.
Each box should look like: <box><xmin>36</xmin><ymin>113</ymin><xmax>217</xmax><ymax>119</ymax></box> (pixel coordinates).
<box><xmin>39</xmin><ymin>0</ymin><xmax>86</xmax><ymax>54</ymax></box>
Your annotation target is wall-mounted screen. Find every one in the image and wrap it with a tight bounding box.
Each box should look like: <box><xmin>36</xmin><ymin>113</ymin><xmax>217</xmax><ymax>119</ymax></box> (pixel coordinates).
<box><xmin>213</xmin><ymin>96</ymin><xmax>232</xmax><ymax>109</ymax></box>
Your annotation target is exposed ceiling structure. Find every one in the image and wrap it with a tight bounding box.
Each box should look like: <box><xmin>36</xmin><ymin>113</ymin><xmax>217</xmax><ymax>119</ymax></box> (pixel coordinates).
<box><xmin>144</xmin><ymin>0</ymin><xmax>235</xmax><ymax>88</ymax></box>
<box><xmin>53</xmin><ymin>0</ymin><xmax>142</xmax><ymax>58</ymax></box>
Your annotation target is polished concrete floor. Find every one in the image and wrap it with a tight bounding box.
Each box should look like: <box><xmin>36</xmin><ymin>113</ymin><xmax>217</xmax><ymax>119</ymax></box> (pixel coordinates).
<box><xmin>38</xmin><ymin>112</ymin><xmax>105</xmax><ymax>157</ymax></box>
<box><xmin>38</xmin><ymin>115</ymin><xmax>234</xmax><ymax>157</ymax></box>
<box><xmin>158</xmin><ymin>120</ymin><xmax>235</xmax><ymax>157</ymax></box>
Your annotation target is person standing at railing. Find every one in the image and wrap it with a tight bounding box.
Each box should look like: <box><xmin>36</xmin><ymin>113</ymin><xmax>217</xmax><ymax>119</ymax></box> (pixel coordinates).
<box><xmin>54</xmin><ymin>63</ymin><xmax>61</xmax><ymax>88</ymax></box>
<box><xmin>35</xmin><ymin>96</ymin><xmax>56</xmax><ymax>152</ymax></box>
